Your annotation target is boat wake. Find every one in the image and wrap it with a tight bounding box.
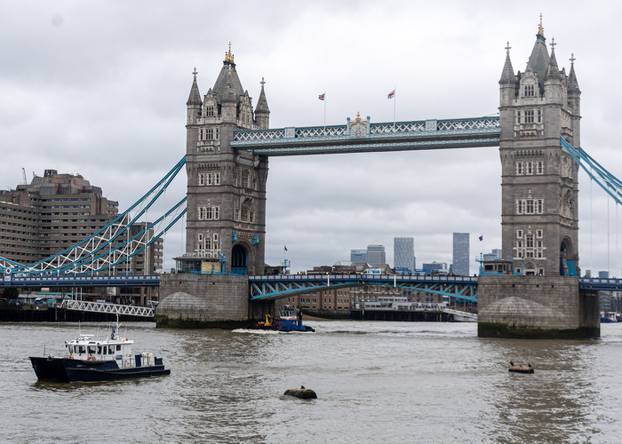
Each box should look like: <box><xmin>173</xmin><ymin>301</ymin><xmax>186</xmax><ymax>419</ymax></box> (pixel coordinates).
<box><xmin>232</xmin><ymin>329</ymin><xmax>280</xmax><ymax>335</ymax></box>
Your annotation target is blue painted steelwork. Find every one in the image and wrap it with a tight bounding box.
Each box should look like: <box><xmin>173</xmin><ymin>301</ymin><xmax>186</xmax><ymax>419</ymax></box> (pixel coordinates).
<box><xmin>0</xmin><ymin>157</ymin><xmax>187</xmax><ymax>277</ymax></box>
<box><xmin>560</xmin><ymin>137</ymin><xmax>622</xmax><ymax>205</ymax></box>
<box><xmin>0</xmin><ymin>274</ymin><xmax>160</xmax><ymax>288</ymax></box>
<box><xmin>231</xmin><ymin>116</ymin><xmax>500</xmax><ymax>156</ymax></box>
<box><xmin>249</xmin><ymin>274</ymin><xmax>478</xmax><ymax>303</ymax></box>
<box><xmin>579</xmin><ymin>277</ymin><xmax>622</xmax><ymax>292</ymax></box>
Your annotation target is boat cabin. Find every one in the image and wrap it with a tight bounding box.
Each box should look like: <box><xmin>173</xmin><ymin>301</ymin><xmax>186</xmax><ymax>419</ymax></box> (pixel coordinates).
<box><xmin>65</xmin><ymin>334</ymin><xmax>133</xmax><ymax>363</ymax></box>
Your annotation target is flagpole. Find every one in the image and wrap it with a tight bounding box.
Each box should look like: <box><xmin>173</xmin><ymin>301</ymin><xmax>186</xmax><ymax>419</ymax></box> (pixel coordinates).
<box><xmin>393</xmin><ymin>88</ymin><xmax>397</xmax><ymax>127</ymax></box>
<box><xmin>323</xmin><ymin>98</ymin><xmax>326</xmax><ymax>129</ymax></box>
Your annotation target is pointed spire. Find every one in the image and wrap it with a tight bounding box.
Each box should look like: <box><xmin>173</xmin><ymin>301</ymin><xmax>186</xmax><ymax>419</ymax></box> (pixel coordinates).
<box><xmin>186</xmin><ymin>67</ymin><xmax>202</xmax><ymax>106</ymax></box>
<box><xmin>568</xmin><ymin>53</ymin><xmax>580</xmax><ymax>93</ymax></box>
<box><xmin>255</xmin><ymin>77</ymin><xmax>270</xmax><ymax>114</ymax></box>
<box><xmin>545</xmin><ymin>38</ymin><xmax>561</xmax><ymax>80</ymax></box>
<box><xmin>526</xmin><ymin>14</ymin><xmax>550</xmax><ymax>83</ymax></box>
<box><xmin>499</xmin><ymin>41</ymin><xmax>516</xmax><ymax>84</ymax></box>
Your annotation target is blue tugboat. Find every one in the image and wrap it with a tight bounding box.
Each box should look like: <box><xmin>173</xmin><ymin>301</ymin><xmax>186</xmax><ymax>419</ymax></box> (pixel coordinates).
<box><xmin>276</xmin><ymin>306</ymin><xmax>315</xmax><ymax>332</ymax></box>
<box><xmin>255</xmin><ymin>306</ymin><xmax>314</xmax><ymax>332</ymax></box>
<box><xmin>30</xmin><ymin>317</ymin><xmax>170</xmax><ymax>382</ymax></box>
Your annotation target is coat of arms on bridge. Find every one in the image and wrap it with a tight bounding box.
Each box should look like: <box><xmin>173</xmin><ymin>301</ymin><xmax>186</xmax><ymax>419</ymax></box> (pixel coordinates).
<box><xmin>347</xmin><ymin>112</ymin><xmax>370</xmax><ymax>137</ymax></box>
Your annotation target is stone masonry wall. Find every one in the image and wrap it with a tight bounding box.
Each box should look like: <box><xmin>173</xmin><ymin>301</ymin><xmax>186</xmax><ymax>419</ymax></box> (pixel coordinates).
<box><xmin>478</xmin><ymin>275</ymin><xmax>599</xmax><ymax>338</ymax></box>
<box><xmin>156</xmin><ymin>273</ymin><xmax>249</xmax><ymax>328</ymax></box>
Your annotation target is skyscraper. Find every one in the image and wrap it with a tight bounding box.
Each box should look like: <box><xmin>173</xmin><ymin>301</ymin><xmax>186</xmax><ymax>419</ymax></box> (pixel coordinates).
<box><xmin>350</xmin><ymin>249</ymin><xmax>367</xmax><ymax>264</ymax></box>
<box><xmin>394</xmin><ymin>237</ymin><xmax>415</xmax><ymax>273</ymax></box>
<box><xmin>452</xmin><ymin>232</ymin><xmax>470</xmax><ymax>276</ymax></box>
<box><xmin>366</xmin><ymin>244</ymin><xmax>386</xmax><ymax>267</ymax></box>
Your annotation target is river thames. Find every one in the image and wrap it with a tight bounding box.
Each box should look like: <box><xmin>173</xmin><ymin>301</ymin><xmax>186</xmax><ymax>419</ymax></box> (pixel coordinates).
<box><xmin>2</xmin><ymin>321</ymin><xmax>622</xmax><ymax>443</ymax></box>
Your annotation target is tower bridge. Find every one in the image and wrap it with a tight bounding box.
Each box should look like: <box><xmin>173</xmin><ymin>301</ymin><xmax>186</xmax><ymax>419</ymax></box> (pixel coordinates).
<box><xmin>0</xmin><ymin>19</ymin><xmax>617</xmax><ymax>337</ymax></box>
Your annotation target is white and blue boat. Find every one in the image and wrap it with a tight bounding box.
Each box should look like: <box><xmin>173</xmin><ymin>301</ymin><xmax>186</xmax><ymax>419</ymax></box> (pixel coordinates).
<box><xmin>30</xmin><ymin>318</ymin><xmax>170</xmax><ymax>382</ymax></box>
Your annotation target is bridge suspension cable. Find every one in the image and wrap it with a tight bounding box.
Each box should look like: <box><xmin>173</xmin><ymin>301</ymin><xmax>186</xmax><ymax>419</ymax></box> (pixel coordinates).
<box><xmin>561</xmin><ymin>137</ymin><xmax>622</xmax><ymax>275</ymax></box>
<box><xmin>0</xmin><ymin>156</ymin><xmax>187</xmax><ymax>277</ymax></box>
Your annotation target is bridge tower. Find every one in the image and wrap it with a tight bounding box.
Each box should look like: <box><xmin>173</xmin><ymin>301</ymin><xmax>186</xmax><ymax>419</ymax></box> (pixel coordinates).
<box><xmin>179</xmin><ymin>45</ymin><xmax>268</xmax><ymax>275</ymax></box>
<box><xmin>478</xmin><ymin>19</ymin><xmax>599</xmax><ymax>338</ymax></box>
<box><xmin>499</xmin><ymin>19</ymin><xmax>581</xmax><ymax>277</ymax></box>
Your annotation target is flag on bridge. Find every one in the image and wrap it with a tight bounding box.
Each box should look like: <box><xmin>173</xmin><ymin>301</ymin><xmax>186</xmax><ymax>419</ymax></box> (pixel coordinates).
<box><xmin>284</xmin><ymin>245</ymin><xmax>288</xmax><ymax>252</ymax></box>
<box><xmin>387</xmin><ymin>89</ymin><xmax>396</xmax><ymax>99</ymax></box>
<box><xmin>318</xmin><ymin>93</ymin><xmax>325</xmax><ymax>101</ymax></box>
<box><xmin>478</xmin><ymin>235</ymin><xmax>484</xmax><ymax>241</ymax></box>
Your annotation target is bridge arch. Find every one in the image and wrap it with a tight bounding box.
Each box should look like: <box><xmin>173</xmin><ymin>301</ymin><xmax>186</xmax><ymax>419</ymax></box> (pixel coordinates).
<box><xmin>231</xmin><ymin>243</ymin><xmax>250</xmax><ymax>275</ymax></box>
<box><xmin>560</xmin><ymin>236</ymin><xmax>576</xmax><ymax>276</ymax></box>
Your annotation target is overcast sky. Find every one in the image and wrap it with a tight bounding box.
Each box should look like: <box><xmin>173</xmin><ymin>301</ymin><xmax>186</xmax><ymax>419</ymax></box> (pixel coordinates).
<box><xmin>2</xmin><ymin>0</ymin><xmax>622</xmax><ymax>275</ymax></box>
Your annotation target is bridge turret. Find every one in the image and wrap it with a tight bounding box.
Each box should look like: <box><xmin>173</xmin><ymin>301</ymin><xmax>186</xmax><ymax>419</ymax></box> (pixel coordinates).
<box><xmin>543</xmin><ymin>42</ymin><xmax>563</xmax><ymax>106</ymax></box>
<box><xmin>254</xmin><ymin>77</ymin><xmax>270</xmax><ymax>129</ymax></box>
<box><xmin>567</xmin><ymin>55</ymin><xmax>581</xmax><ymax>145</ymax></box>
<box><xmin>499</xmin><ymin>42</ymin><xmax>517</xmax><ymax>139</ymax></box>
<box><xmin>186</xmin><ymin>67</ymin><xmax>202</xmax><ymax>125</ymax></box>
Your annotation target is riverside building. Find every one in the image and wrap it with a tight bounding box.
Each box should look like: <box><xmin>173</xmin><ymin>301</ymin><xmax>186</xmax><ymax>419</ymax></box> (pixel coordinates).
<box><xmin>0</xmin><ymin>169</ymin><xmax>162</xmax><ymax>274</ymax></box>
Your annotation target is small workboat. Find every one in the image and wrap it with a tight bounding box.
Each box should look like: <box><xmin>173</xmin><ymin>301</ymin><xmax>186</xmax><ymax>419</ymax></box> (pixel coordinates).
<box><xmin>508</xmin><ymin>361</ymin><xmax>534</xmax><ymax>374</ymax></box>
<box><xmin>255</xmin><ymin>306</ymin><xmax>314</xmax><ymax>332</ymax></box>
<box><xmin>30</xmin><ymin>317</ymin><xmax>170</xmax><ymax>382</ymax></box>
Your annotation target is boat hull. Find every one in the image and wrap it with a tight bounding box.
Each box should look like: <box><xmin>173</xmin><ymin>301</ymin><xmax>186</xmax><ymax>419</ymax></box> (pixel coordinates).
<box><xmin>30</xmin><ymin>357</ymin><xmax>170</xmax><ymax>382</ymax></box>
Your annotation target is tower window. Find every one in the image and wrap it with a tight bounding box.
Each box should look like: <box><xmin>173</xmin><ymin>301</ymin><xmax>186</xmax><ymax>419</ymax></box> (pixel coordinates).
<box><xmin>526</xmin><ymin>161</ymin><xmax>534</xmax><ymax>175</ymax></box>
<box><xmin>206</xmin><ymin>106</ymin><xmax>215</xmax><ymax>117</ymax></box>
<box><xmin>198</xmin><ymin>173</ymin><xmax>205</xmax><ymax>186</ymax></box>
<box><xmin>206</xmin><ymin>128</ymin><xmax>214</xmax><ymax>140</ymax></box>
<box><xmin>524</xmin><ymin>84</ymin><xmax>535</xmax><ymax>97</ymax></box>
<box><xmin>537</xmin><ymin>109</ymin><xmax>542</xmax><ymax>123</ymax></box>
<box><xmin>516</xmin><ymin>162</ymin><xmax>524</xmax><ymax>175</ymax></box>
<box><xmin>536</xmin><ymin>229</ymin><xmax>543</xmax><ymax>238</ymax></box>
<box><xmin>524</xmin><ymin>110</ymin><xmax>534</xmax><ymax>124</ymax></box>
<box><xmin>536</xmin><ymin>161</ymin><xmax>544</xmax><ymax>175</ymax></box>
<box><xmin>516</xmin><ymin>229</ymin><xmax>524</xmax><ymax>239</ymax></box>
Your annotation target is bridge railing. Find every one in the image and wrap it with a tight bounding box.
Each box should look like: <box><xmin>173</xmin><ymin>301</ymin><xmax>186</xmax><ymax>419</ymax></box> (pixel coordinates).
<box><xmin>232</xmin><ymin>116</ymin><xmax>501</xmax><ymax>145</ymax></box>
<box><xmin>60</xmin><ymin>299</ymin><xmax>155</xmax><ymax>318</ymax></box>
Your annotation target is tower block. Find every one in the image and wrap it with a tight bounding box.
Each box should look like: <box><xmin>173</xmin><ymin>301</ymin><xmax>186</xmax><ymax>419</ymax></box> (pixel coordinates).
<box><xmin>478</xmin><ymin>20</ymin><xmax>599</xmax><ymax>338</ymax></box>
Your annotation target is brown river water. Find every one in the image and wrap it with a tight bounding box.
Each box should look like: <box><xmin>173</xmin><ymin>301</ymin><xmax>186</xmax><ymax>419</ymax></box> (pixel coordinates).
<box><xmin>1</xmin><ymin>321</ymin><xmax>622</xmax><ymax>443</ymax></box>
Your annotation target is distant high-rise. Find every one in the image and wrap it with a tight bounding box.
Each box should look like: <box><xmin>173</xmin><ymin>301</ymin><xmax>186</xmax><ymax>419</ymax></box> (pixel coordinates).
<box><xmin>452</xmin><ymin>233</ymin><xmax>470</xmax><ymax>276</ymax></box>
<box><xmin>366</xmin><ymin>244</ymin><xmax>386</xmax><ymax>267</ymax></box>
<box><xmin>350</xmin><ymin>249</ymin><xmax>367</xmax><ymax>264</ymax></box>
<box><xmin>394</xmin><ymin>237</ymin><xmax>415</xmax><ymax>273</ymax></box>
<box><xmin>483</xmin><ymin>248</ymin><xmax>502</xmax><ymax>262</ymax></box>
<box><xmin>422</xmin><ymin>262</ymin><xmax>448</xmax><ymax>274</ymax></box>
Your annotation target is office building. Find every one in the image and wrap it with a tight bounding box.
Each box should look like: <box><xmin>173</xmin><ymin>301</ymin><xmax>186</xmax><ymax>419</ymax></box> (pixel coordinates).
<box><xmin>366</xmin><ymin>244</ymin><xmax>386</xmax><ymax>267</ymax></box>
<box><xmin>394</xmin><ymin>237</ymin><xmax>415</xmax><ymax>273</ymax></box>
<box><xmin>422</xmin><ymin>262</ymin><xmax>448</xmax><ymax>274</ymax></box>
<box><xmin>350</xmin><ymin>249</ymin><xmax>367</xmax><ymax>264</ymax></box>
<box><xmin>452</xmin><ymin>232</ymin><xmax>470</xmax><ymax>276</ymax></box>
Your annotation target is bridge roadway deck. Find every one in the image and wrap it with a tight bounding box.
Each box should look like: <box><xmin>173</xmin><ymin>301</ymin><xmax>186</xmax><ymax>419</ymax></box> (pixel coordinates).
<box><xmin>0</xmin><ymin>274</ymin><xmax>161</xmax><ymax>288</ymax></box>
<box><xmin>231</xmin><ymin>116</ymin><xmax>501</xmax><ymax>156</ymax></box>
<box><xmin>2</xmin><ymin>273</ymin><xmax>622</xmax><ymax>296</ymax></box>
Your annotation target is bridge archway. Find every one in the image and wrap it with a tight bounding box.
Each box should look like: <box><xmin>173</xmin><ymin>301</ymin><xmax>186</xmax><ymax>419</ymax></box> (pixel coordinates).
<box><xmin>231</xmin><ymin>243</ymin><xmax>249</xmax><ymax>275</ymax></box>
<box><xmin>560</xmin><ymin>237</ymin><xmax>576</xmax><ymax>276</ymax></box>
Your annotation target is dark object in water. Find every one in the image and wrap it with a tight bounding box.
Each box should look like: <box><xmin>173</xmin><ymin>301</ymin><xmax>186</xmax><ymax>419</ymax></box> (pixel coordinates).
<box><xmin>284</xmin><ymin>385</ymin><xmax>317</xmax><ymax>399</ymax></box>
<box><xmin>508</xmin><ymin>361</ymin><xmax>534</xmax><ymax>374</ymax></box>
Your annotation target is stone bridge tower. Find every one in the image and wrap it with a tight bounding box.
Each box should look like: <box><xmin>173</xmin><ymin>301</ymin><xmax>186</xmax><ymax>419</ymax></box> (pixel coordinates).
<box><xmin>180</xmin><ymin>45</ymin><xmax>269</xmax><ymax>275</ymax></box>
<box><xmin>498</xmin><ymin>19</ymin><xmax>581</xmax><ymax>277</ymax></box>
<box><xmin>478</xmin><ymin>19</ymin><xmax>599</xmax><ymax>339</ymax></box>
